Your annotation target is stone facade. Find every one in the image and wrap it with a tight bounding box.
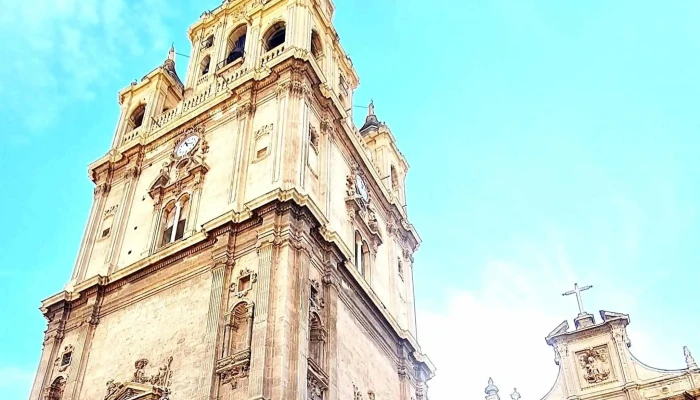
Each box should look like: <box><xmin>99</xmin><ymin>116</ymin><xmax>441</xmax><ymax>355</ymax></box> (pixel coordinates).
<box><xmin>486</xmin><ymin>299</ymin><xmax>700</xmax><ymax>400</ymax></box>
<box><xmin>29</xmin><ymin>0</ymin><xmax>434</xmax><ymax>399</ymax></box>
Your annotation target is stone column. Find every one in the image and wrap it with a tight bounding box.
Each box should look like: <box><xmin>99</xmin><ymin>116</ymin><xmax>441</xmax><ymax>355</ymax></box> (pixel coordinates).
<box><xmin>248</xmin><ymin>239</ymin><xmax>275</xmax><ymax>399</ymax></box>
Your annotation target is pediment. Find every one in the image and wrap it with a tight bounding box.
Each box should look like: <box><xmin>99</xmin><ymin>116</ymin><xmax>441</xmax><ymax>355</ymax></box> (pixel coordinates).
<box><xmin>149</xmin><ymin>173</ymin><xmax>170</xmax><ymax>192</ymax></box>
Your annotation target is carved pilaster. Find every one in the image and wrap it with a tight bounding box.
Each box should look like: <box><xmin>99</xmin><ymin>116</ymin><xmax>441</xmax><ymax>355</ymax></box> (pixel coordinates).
<box><xmin>197</xmin><ymin>248</ymin><xmax>230</xmax><ymax>400</ymax></box>
<box><xmin>248</xmin><ymin>240</ymin><xmax>274</xmax><ymax>398</ymax></box>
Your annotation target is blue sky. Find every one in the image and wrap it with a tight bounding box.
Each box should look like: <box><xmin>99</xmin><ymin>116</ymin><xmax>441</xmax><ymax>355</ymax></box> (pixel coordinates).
<box><xmin>1</xmin><ymin>0</ymin><xmax>699</xmax><ymax>399</ymax></box>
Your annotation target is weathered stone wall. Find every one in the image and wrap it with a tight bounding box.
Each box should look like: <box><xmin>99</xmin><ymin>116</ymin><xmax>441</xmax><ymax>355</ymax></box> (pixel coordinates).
<box><xmin>335</xmin><ymin>300</ymin><xmax>401</xmax><ymax>400</ymax></box>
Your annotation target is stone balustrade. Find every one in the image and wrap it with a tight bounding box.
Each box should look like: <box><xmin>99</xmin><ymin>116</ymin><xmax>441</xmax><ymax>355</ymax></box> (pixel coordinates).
<box><xmin>260</xmin><ymin>45</ymin><xmax>286</xmax><ymax>66</ymax></box>
<box><xmin>122</xmin><ymin>126</ymin><xmax>142</xmax><ymax>145</ymax></box>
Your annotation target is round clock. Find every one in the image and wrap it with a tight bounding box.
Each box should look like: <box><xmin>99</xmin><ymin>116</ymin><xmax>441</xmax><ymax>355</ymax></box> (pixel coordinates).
<box><xmin>175</xmin><ymin>135</ymin><xmax>199</xmax><ymax>157</ymax></box>
<box><xmin>355</xmin><ymin>174</ymin><xmax>369</xmax><ymax>202</ymax></box>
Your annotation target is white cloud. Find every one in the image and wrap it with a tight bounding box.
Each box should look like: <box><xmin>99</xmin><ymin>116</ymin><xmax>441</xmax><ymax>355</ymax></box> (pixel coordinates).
<box><xmin>0</xmin><ymin>0</ymin><xmax>180</xmax><ymax>137</ymax></box>
<box><xmin>418</xmin><ymin>258</ymin><xmax>569</xmax><ymax>400</ymax></box>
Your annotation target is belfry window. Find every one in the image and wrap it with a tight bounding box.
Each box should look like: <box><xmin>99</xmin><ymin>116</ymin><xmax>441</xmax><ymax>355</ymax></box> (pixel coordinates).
<box><xmin>160</xmin><ymin>195</ymin><xmax>190</xmax><ymax>247</ymax></box>
<box><xmin>224</xmin><ymin>26</ymin><xmax>246</xmax><ymax>66</ymax></box>
<box><xmin>202</xmin><ymin>35</ymin><xmax>214</xmax><ymax>49</ymax></box>
<box><xmin>130</xmin><ymin>104</ymin><xmax>146</xmax><ymax>130</ymax></box>
<box><xmin>264</xmin><ymin>22</ymin><xmax>286</xmax><ymax>51</ymax></box>
<box><xmin>391</xmin><ymin>165</ymin><xmax>399</xmax><ymax>192</ymax></box>
<box><xmin>201</xmin><ymin>55</ymin><xmax>211</xmax><ymax>76</ymax></box>
<box><xmin>354</xmin><ymin>231</ymin><xmax>369</xmax><ymax>277</ymax></box>
<box><xmin>311</xmin><ymin>30</ymin><xmax>323</xmax><ymax>60</ymax></box>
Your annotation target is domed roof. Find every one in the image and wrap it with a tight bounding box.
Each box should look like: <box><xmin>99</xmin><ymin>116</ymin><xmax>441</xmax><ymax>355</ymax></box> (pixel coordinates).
<box><xmin>359</xmin><ymin>100</ymin><xmax>383</xmax><ymax>134</ymax></box>
<box><xmin>485</xmin><ymin>378</ymin><xmax>499</xmax><ymax>395</ymax></box>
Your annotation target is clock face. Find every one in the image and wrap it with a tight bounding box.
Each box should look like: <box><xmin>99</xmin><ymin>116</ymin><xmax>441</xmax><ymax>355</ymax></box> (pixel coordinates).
<box><xmin>355</xmin><ymin>175</ymin><xmax>368</xmax><ymax>201</ymax></box>
<box><xmin>175</xmin><ymin>135</ymin><xmax>199</xmax><ymax>157</ymax></box>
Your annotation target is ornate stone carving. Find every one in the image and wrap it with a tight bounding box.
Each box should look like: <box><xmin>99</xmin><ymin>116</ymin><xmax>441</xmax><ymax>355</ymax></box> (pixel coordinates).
<box><xmin>416</xmin><ymin>386</ymin><xmax>426</xmax><ymax>400</ymax></box>
<box><xmin>94</xmin><ymin>183</ymin><xmax>111</xmax><ymax>199</ymax></box>
<box><xmin>216</xmin><ymin>351</ymin><xmax>250</xmax><ymax>388</ymax></box>
<box><xmin>367</xmin><ymin>390</ymin><xmax>376</xmax><ymax>400</ymax></box>
<box><xmin>54</xmin><ymin>344</ymin><xmax>74</xmax><ymax>372</ymax></box>
<box><xmin>367</xmin><ymin>206</ymin><xmax>379</xmax><ymax>234</ymax></box>
<box><xmin>353</xmin><ymin>384</ymin><xmax>364</xmax><ymax>400</ymax></box>
<box><xmin>104</xmin><ymin>357</ymin><xmax>173</xmax><ymax>400</ymax></box>
<box><xmin>577</xmin><ymin>346</ymin><xmax>611</xmax><ymax>384</ymax></box>
<box><xmin>230</xmin><ymin>268</ymin><xmax>257</xmax><ymax>298</ymax></box>
<box><xmin>124</xmin><ymin>166</ymin><xmax>141</xmax><ymax>180</ymax></box>
<box><xmin>310</xmin><ymin>279</ymin><xmax>325</xmax><ymax>313</ymax></box>
<box><xmin>308</xmin><ymin>374</ymin><xmax>325</xmax><ymax>400</ymax></box>
<box><xmin>685</xmin><ymin>346</ymin><xmax>698</xmax><ymax>369</ymax></box>
<box><xmin>254</xmin><ymin>123</ymin><xmax>274</xmax><ymax>138</ymax></box>
<box><xmin>235</xmin><ymin>102</ymin><xmax>255</xmax><ymax>119</ymax></box>
<box><xmin>104</xmin><ymin>205</ymin><xmax>119</xmax><ymax>218</ymax></box>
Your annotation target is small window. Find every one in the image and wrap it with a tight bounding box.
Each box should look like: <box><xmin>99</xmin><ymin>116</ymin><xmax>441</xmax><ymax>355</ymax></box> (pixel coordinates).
<box><xmin>309</xmin><ymin>126</ymin><xmax>319</xmax><ymax>151</ymax></box>
<box><xmin>311</xmin><ymin>30</ymin><xmax>323</xmax><ymax>60</ymax></box>
<box><xmin>238</xmin><ymin>275</ymin><xmax>251</xmax><ymax>292</ymax></box>
<box><xmin>130</xmin><ymin>104</ymin><xmax>146</xmax><ymax>129</ymax></box>
<box><xmin>61</xmin><ymin>351</ymin><xmax>72</xmax><ymax>367</ymax></box>
<box><xmin>264</xmin><ymin>22</ymin><xmax>286</xmax><ymax>51</ymax></box>
<box><xmin>391</xmin><ymin>165</ymin><xmax>399</xmax><ymax>191</ymax></box>
<box><xmin>253</xmin><ymin>129</ymin><xmax>271</xmax><ymax>162</ymax></box>
<box><xmin>101</xmin><ymin>228</ymin><xmax>111</xmax><ymax>238</ymax></box>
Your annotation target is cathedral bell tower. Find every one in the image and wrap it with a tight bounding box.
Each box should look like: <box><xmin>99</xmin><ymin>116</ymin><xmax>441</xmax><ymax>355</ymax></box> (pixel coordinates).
<box><xmin>29</xmin><ymin>1</ymin><xmax>434</xmax><ymax>400</ymax></box>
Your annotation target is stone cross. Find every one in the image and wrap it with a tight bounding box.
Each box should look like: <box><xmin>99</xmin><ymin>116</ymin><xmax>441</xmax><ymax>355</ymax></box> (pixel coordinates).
<box><xmin>563</xmin><ymin>283</ymin><xmax>593</xmax><ymax>314</ymax></box>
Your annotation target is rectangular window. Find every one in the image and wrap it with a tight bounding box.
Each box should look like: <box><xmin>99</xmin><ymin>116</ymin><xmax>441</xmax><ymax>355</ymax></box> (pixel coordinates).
<box><xmin>162</xmin><ymin>226</ymin><xmax>173</xmax><ymax>246</ymax></box>
<box><xmin>175</xmin><ymin>219</ymin><xmax>186</xmax><ymax>241</ymax></box>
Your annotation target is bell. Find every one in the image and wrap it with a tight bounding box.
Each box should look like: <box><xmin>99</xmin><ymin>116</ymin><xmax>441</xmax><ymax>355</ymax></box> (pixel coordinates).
<box><xmin>226</xmin><ymin>35</ymin><xmax>246</xmax><ymax>64</ymax></box>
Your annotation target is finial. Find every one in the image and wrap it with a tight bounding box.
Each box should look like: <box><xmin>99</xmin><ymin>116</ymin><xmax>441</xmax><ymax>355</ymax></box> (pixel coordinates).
<box><xmin>685</xmin><ymin>346</ymin><xmax>697</xmax><ymax>370</ymax></box>
<box><xmin>168</xmin><ymin>43</ymin><xmax>176</xmax><ymax>62</ymax></box>
<box><xmin>485</xmin><ymin>378</ymin><xmax>499</xmax><ymax>396</ymax></box>
<box><xmin>511</xmin><ymin>388</ymin><xmax>521</xmax><ymax>400</ymax></box>
<box><xmin>368</xmin><ymin>99</ymin><xmax>375</xmax><ymax>117</ymax></box>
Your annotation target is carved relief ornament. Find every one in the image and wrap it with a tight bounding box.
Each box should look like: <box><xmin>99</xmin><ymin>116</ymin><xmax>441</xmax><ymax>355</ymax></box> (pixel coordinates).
<box><xmin>577</xmin><ymin>346</ymin><xmax>611</xmax><ymax>384</ymax></box>
<box><xmin>307</xmin><ymin>374</ymin><xmax>326</xmax><ymax>400</ymax></box>
<box><xmin>104</xmin><ymin>356</ymin><xmax>174</xmax><ymax>400</ymax></box>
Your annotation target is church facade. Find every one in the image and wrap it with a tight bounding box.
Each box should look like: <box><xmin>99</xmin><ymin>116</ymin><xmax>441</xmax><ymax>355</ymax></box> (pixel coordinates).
<box><xmin>29</xmin><ymin>0</ymin><xmax>434</xmax><ymax>399</ymax></box>
<box><xmin>485</xmin><ymin>286</ymin><xmax>700</xmax><ymax>400</ymax></box>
